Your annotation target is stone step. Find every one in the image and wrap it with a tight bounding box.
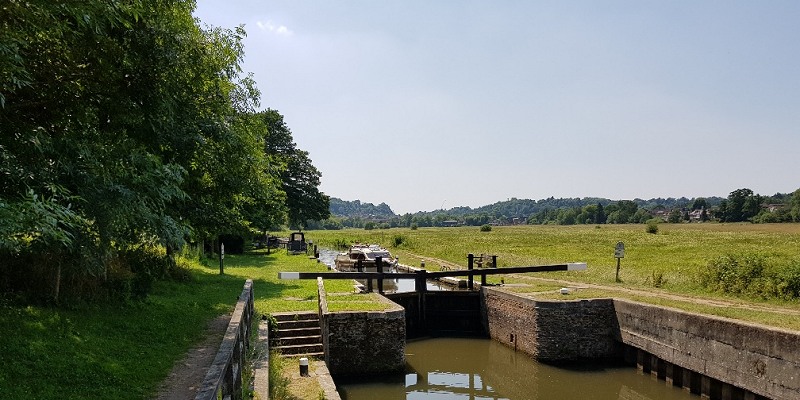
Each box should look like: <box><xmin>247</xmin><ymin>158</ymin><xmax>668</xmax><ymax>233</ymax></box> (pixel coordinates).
<box><xmin>274</xmin><ymin>343</ymin><xmax>323</xmax><ymax>355</ymax></box>
<box><xmin>276</xmin><ymin>326</ymin><xmax>321</xmax><ymax>338</ymax></box>
<box><xmin>277</xmin><ymin>335</ymin><xmax>322</xmax><ymax>347</ymax></box>
<box><xmin>277</xmin><ymin>319</ymin><xmax>319</xmax><ymax>330</ymax></box>
<box><xmin>273</xmin><ymin>312</ymin><xmax>319</xmax><ymax>322</ymax></box>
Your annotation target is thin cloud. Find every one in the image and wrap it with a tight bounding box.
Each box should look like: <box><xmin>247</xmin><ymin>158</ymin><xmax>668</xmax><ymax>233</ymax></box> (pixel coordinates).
<box><xmin>256</xmin><ymin>20</ymin><xmax>293</xmax><ymax>36</ymax></box>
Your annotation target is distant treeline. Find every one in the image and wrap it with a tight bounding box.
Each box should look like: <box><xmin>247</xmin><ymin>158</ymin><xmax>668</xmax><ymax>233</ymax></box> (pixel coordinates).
<box><xmin>312</xmin><ymin>189</ymin><xmax>800</xmax><ymax>229</ymax></box>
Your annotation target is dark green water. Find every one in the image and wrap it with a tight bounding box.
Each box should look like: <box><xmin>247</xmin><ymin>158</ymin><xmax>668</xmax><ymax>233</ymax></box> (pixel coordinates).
<box><xmin>337</xmin><ymin>337</ymin><xmax>700</xmax><ymax>400</ymax></box>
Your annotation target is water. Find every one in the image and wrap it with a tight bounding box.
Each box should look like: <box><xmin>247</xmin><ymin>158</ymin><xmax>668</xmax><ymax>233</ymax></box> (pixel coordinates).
<box><xmin>337</xmin><ymin>337</ymin><xmax>700</xmax><ymax>400</ymax></box>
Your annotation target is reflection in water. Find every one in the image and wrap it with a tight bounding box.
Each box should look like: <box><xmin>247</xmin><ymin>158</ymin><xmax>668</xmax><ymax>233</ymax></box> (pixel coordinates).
<box><xmin>338</xmin><ymin>338</ymin><xmax>700</xmax><ymax>400</ymax></box>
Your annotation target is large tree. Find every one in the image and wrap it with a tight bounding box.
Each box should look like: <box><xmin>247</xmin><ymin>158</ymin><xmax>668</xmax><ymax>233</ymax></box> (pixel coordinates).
<box><xmin>1</xmin><ymin>0</ymin><xmax>279</xmax><ymax>300</ymax></box>
<box><xmin>719</xmin><ymin>188</ymin><xmax>761</xmax><ymax>222</ymax></box>
<box><xmin>258</xmin><ymin>109</ymin><xmax>329</xmax><ymax>230</ymax></box>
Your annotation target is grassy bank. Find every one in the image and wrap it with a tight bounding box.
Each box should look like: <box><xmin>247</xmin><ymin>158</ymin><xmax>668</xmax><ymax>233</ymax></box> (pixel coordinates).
<box><xmin>0</xmin><ymin>250</ymin><xmax>375</xmax><ymax>399</ymax></box>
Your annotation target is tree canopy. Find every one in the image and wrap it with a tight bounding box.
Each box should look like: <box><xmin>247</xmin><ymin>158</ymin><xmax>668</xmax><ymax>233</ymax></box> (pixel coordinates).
<box><xmin>0</xmin><ymin>1</ymin><xmax>326</xmax><ymax>301</ymax></box>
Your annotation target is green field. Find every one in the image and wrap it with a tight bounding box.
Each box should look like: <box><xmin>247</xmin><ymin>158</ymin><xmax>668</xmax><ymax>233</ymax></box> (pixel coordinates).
<box><xmin>303</xmin><ymin>223</ymin><xmax>800</xmax><ymax>300</ymax></box>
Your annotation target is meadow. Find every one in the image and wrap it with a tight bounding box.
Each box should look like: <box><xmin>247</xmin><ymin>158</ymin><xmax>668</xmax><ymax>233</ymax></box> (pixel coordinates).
<box><xmin>303</xmin><ymin>223</ymin><xmax>800</xmax><ymax>300</ymax></box>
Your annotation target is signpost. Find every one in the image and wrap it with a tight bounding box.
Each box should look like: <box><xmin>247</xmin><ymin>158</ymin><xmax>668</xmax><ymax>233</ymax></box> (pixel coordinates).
<box><xmin>614</xmin><ymin>241</ymin><xmax>624</xmax><ymax>282</ymax></box>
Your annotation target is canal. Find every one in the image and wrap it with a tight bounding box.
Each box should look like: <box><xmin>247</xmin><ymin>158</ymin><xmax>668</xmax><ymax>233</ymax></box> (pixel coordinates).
<box><xmin>337</xmin><ymin>337</ymin><xmax>700</xmax><ymax>400</ymax></box>
<box><xmin>318</xmin><ymin>249</ymin><xmax>449</xmax><ymax>292</ymax></box>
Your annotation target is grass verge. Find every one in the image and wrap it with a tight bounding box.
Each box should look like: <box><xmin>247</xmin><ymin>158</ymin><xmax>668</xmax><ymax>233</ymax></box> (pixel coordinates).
<box><xmin>0</xmin><ymin>249</ymin><xmax>378</xmax><ymax>399</ymax></box>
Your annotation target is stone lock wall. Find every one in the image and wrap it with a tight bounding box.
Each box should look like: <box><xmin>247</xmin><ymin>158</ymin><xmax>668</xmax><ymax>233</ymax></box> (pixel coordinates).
<box><xmin>317</xmin><ymin>279</ymin><xmax>406</xmax><ymax>377</ymax></box>
<box><xmin>482</xmin><ymin>287</ymin><xmax>619</xmax><ymax>361</ymax></box>
<box><xmin>615</xmin><ymin>299</ymin><xmax>800</xmax><ymax>400</ymax></box>
<box><xmin>482</xmin><ymin>287</ymin><xmax>800</xmax><ymax>400</ymax></box>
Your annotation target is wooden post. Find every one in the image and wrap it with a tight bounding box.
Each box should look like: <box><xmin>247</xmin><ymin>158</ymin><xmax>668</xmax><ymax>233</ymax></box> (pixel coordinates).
<box><xmin>376</xmin><ymin>256</ymin><xmax>383</xmax><ymax>295</ymax></box>
<box><xmin>491</xmin><ymin>255</ymin><xmax>497</xmax><ymax>268</ymax></box>
<box><xmin>467</xmin><ymin>253</ymin><xmax>474</xmax><ymax>290</ymax></box>
<box><xmin>219</xmin><ymin>243</ymin><xmax>224</xmax><ymax>275</ymax></box>
<box><xmin>415</xmin><ymin>269</ymin><xmax>427</xmax><ymax>293</ymax></box>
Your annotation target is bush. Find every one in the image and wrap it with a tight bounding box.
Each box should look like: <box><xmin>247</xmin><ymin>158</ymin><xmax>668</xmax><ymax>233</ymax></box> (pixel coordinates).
<box><xmin>410</xmin><ymin>223</ymin><xmax>418</xmax><ymax>230</ymax></box>
<box><xmin>480</xmin><ymin>224</ymin><xmax>492</xmax><ymax>232</ymax></box>
<box><xmin>696</xmin><ymin>253</ymin><xmax>800</xmax><ymax>299</ymax></box>
<box><xmin>364</xmin><ymin>222</ymin><xmax>375</xmax><ymax>230</ymax></box>
<box><xmin>645</xmin><ymin>219</ymin><xmax>659</xmax><ymax>234</ymax></box>
<box><xmin>392</xmin><ymin>235</ymin><xmax>407</xmax><ymax>248</ymax></box>
<box><xmin>700</xmin><ymin>253</ymin><xmax>766</xmax><ymax>295</ymax></box>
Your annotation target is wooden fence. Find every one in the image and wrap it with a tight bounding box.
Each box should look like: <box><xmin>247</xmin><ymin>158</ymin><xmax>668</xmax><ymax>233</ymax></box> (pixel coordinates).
<box><xmin>195</xmin><ymin>279</ymin><xmax>254</xmax><ymax>400</ymax></box>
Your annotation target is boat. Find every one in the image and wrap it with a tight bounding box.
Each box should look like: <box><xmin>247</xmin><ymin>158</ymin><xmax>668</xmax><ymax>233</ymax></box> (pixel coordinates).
<box><xmin>335</xmin><ymin>244</ymin><xmax>398</xmax><ymax>271</ymax></box>
<box><xmin>334</xmin><ymin>244</ymin><xmax>398</xmax><ymax>291</ymax></box>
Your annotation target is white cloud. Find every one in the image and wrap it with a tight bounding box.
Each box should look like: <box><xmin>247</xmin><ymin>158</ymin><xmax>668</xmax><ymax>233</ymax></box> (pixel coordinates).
<box><xmin>256</xmin><ymin>20</ymin><xmax>293</xmax><ymax>36</ymax></box>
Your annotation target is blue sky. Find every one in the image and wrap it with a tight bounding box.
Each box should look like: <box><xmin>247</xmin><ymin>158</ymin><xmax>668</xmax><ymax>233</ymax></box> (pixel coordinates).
<box><xmin>194</xmin><ymin>1</ymin><xmax>800</xmax><ymax>214</ymax></box>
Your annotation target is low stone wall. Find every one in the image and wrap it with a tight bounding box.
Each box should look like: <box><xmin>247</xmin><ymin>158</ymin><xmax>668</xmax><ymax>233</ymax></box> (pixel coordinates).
<box><xmin>195</xmin><ymin>279</ymin><xmax>254</xmax><ymax>400</ymax></box>
<box><xmin>482</xmin><ymin>287</ymin><xmax>619</xmax><ymax>361</ymax></box>
<box><xmin>317</xmin><ymin>278</ymin><xmax>406</xmax><ymax>377</ymax></box>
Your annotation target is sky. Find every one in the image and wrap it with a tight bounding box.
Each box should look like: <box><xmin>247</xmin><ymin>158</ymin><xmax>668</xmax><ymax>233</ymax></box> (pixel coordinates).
<box><xmin>193</xmin><ymin>1</ymin><xmax>800</xmax><ymax>214</ymax></box>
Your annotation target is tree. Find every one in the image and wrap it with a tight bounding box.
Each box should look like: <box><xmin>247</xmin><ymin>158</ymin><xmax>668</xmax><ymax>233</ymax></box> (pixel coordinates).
<box><xmin>595</xmin><ymin>203</ymin><xmax>606</xmax><ymax>224</ymax></box>
<box><xmin>721</xmin><ymin>188</ymin><xmax>761</xmax><ymax>222</ymax></box>
<box><xmin>259</xmin><ymin>110</ymin><xmax>329</xmax><ymax>229</ymax></box>
<box><xmin>791</xmin><ymin>189</ymin><xmax>800</xmax><ymax>222</ymax></box>
<box><xmin>667</xmin><ymin>209</ymin><xmax>682</xmax><ymax>223</ymax></box>
<box><xmin>691</xmin><ymin>198</ymin><xmax>708</xmax><ymax>210</ymax></box>
<box><xmin>1</xmin><ymin>1</ymin><xmax>278</xmax><ymax>300</ymax></box>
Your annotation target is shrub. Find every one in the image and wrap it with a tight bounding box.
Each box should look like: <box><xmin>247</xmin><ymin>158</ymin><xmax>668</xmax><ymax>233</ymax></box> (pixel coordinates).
<box><xmin>364</xmin><ymin>222</ymin><xmax>375</xmax><ymax>230</ymax></box>
<box><xmin>480</xmin><ymin>224</ymin><xmax>492</xmax><ymax>232</ymax></box>
<box><xmin>645</xmin><ymin>219</ymin><xmax>659</xmax><ymax>234</ymax></box>
<box><xmin>700</xmin><ymin>253</ymin><xmax>766</xmax><ymax>295</ymax></box>
<box><xmin>392</xmin><ymin>235</ymin><xmax>407</xmax><ymax>248</ymax></box>
<box><xmin>410</xmin><ymin>223</ymin><xmax>418</xmax><ymax>230</ymax></box>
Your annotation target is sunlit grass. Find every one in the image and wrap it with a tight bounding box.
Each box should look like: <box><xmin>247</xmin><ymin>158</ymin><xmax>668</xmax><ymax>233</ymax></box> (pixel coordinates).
<box><xmin>0</xmin><ymin>249</ymin><xmax>376</xmax><ymax>399</ymax></box>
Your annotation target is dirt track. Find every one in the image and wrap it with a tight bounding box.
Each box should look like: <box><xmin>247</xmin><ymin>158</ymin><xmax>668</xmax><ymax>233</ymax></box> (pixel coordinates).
<box><xmin>153</xmin><ymin>314</ymin><xmax>230</xmax><ymax>400</ymax></box>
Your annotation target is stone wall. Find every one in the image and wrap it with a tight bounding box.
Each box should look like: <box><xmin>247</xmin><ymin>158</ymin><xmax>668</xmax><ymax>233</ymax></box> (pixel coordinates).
<box><xmin>615</xmin><ymin>299</ymin><xmax>800</xmax><ymax>400</ymax></box>
<box><xmin>482</xmin><ymin>288</ymin><xmax>800</xmax><ymax>400</ymax></box>
<box><xmin>482</xmin><ymin>287</ymin><xmax>619</xmax><ymax>361</ymax></box>
<box><xmin>317</xmin><ymin>278</ymin><xmax>406</xmax><ymax>377</ymax></box>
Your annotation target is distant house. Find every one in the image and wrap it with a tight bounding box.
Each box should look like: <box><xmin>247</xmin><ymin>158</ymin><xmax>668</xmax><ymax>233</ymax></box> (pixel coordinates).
<box><xmin>764</xmin><ymin>204</ymin><xmax>786</xmax><ymax>213</ymax></box>
<box><xmin>688</xmin><ymin>209</ymin><xmax>704</xmax><ymax>221</ymax></box>
<box><xmin>651</xmin><ymin>209</ymin><xmax>670</xmax><ymax>221</ymax></box>
<box><xmin>442</xmin><ymin>220</ymin><xmax>460</xmax><ymax>227</ymax></box>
